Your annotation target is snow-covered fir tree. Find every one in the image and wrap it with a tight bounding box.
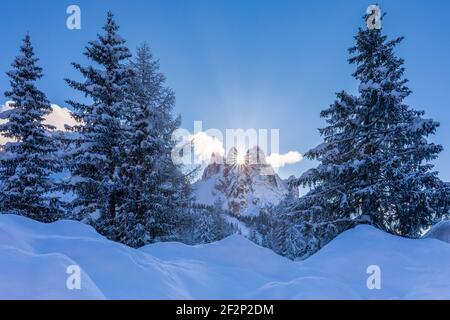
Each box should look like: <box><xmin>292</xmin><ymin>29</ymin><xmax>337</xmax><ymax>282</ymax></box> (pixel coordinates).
<box><xmin>290</xmin><ymin>15</ymin><xmax>446</xmax><ymax>243</ymax></box>
<box><xmin>0</xmin><ymin>35</ymin><xmax>62</xmax><ymax>222</ymax></box>
<box><xmin>115</xmin><ymin>43</ymin><xmax>192</xmax><ymax>246</ymax></box>
<box><xmin>432</xmin><ymin>181</ymin><xmax>450</xmax><ymax>220</ymax></box>
<box><xmin>65</xmin><ymin>12</ymin><xmax>134</xmax><ymax>228</ymax></box>
<box><xmin>188</xmin><ymin>202</ymin><xmax>236</xmax><ymax>244</ymax></box>
<box><xmin>266</xmin><ymin>197</ymin><xmax>339</xmax><ymax>260</ymax></box>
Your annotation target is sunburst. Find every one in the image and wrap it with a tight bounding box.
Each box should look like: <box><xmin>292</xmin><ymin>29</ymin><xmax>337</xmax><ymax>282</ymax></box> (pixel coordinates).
<box><xmin>235</xmin><ymin>151</ymin><xmax>246</xmax><ymax>166</ymax></box>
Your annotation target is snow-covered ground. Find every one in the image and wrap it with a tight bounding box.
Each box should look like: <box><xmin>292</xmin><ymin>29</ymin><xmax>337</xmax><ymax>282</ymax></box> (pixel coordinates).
<box><xmin>1</xmin><ymin>214</ymin><xmax>449</xmax><ymax>300</ymax></box>
<box><xmin>424</xmin><ymin>220</ymin><xmax>450</xmax><ymax>244</ymax></box>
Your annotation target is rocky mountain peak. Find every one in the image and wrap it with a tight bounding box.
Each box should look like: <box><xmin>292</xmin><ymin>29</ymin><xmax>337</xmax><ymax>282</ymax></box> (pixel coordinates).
<box><xmin>194</xmin><ymin>147</ymin><xmax>298</xmax><ymax>216</ymax></box>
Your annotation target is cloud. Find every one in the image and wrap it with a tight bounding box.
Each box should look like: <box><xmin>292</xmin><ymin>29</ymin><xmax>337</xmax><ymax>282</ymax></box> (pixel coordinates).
<box><xmin>0</xmin><ymin>101</ymin><xmax>77</xmax><ymax>145</ymax></box>
<box><xmin>187</xmin><ymin>132</ymin><xmax>225</xmax><ymax>163</ymax></box>
<box><xmin>186</xmin><ymin>131</ymin><xmax>303</xmax><ymax>169</ymax></box>
<box><xmin>266</xmin><ymin>151</ymin><xmax>303</xmax><ymax>169</ymax></box>
<box><xmin>45</xmin><ymin>104</ymin><xmax>78</xmax><ymax>131</ymax></box>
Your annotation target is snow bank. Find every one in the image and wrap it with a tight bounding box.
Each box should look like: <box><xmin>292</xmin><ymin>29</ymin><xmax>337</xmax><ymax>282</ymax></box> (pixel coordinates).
<box><xmin>255</xmin><ymin>226</ymin><xmax>450</xmax><ymax>299</ymax></box>
<box><xmin>423</xmin><ymin>220</ymin><xmax>450</xmax><ymax>244</ymax></box>
<box><xmin>0</xmin><ymin>214</ymin><xmax>449</xmax><ymax>299</ymax></box>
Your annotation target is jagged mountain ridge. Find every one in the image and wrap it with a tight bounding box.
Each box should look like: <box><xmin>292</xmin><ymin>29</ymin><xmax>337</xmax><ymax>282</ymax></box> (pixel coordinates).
<box><xmin>193</xmin><ymin>147</ymin><xmax>298</xmax><ymax>216</ymax></box>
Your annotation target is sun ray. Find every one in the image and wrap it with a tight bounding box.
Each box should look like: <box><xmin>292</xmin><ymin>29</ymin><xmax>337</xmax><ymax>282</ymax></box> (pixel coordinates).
<box><xmin>235</xmin><ymin>151</ymin><xmax>246</xmax><ymax>166</ymax></box>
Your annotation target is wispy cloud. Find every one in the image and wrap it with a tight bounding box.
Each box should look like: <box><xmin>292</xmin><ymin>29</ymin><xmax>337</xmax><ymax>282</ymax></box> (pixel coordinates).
<box><xmin>266</xmin><ymin>151</ymin><xmax>303</xmax><ymax>169</ymax></box>
<box><xmin>187</xmin><ymin>132</ymin><xmax>225</xmax><ymax>162</ymax></box>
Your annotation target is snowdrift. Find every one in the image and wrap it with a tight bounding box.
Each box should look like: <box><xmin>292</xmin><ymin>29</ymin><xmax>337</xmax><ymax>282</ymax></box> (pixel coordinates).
<box><xmin>424</xmin><ymin>220</ymin><xmax>450</xmax><ymax>244</ymax></box>
<box><xmin>0</xmin><ymin>214</ymin><xmax>449</xmax><ymax>299</ymax></box>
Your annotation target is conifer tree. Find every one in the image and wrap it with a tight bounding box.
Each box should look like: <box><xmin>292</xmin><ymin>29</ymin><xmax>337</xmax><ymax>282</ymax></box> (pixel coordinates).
<box><xmin>115</xmin><ymin>43</ymin><xmax>192</xmax><ymax>246</ymax></box>
<box><xmin>293</xmin><ymin>16</ymin><xmax>445</xmax><ymax>238</ymax></box>
<box><xmin>65</xmin><ymin>12</ymin><xmax>133</xmax><ymax>227</ymax></box>
<box><xmin>0</xmin><ymin>35</ymin><xmax>62</xmax><ymax>222</ymax></box>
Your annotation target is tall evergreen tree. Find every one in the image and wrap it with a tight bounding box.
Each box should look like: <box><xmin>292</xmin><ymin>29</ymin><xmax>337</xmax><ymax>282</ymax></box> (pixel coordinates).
<box><xmin>115</xmin><ymin>43</ymin><xmax>192</xmax><ymax>246</ymax></box>
<box><xmin>292</xmin><ymin>15</ymin><xmax>446</xmax><ymax>239</ymax></box>
<box><xmin>65</xmin><ymin>12</ymin><xmax>133</xmax><ymax>226</ymax></box>
<box><xmin>0</xmin><ymin>35</ymin><xmax>62</xmax><ymax>222</ymax></box>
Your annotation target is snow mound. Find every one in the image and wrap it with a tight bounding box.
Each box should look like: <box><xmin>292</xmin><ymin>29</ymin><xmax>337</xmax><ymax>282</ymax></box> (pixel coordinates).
<box><xmin>0</xmin><ymin>215</ymin><xmax>192</xmax><ymax>299</ymax></box>
<box><xmin>254</xmin><ymin>225</ymin><xmax>450</xmax><ymax>299</ymax></box>
<box><xmin>1</xmin><ymin>214</ymin><xmax>450</xmax><ymax>299</ymax></box>
<box><xmin>423</xmin><ymin>220</ymin><xmax>450</xmax><ymax>244</ymax></box>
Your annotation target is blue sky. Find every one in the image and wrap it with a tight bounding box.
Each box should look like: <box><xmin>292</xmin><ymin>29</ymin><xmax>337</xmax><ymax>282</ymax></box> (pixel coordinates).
<box><xmin>0</xmin><ymin>0</ymin><xmax>449</xmax><ymax>181</ymax></box>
